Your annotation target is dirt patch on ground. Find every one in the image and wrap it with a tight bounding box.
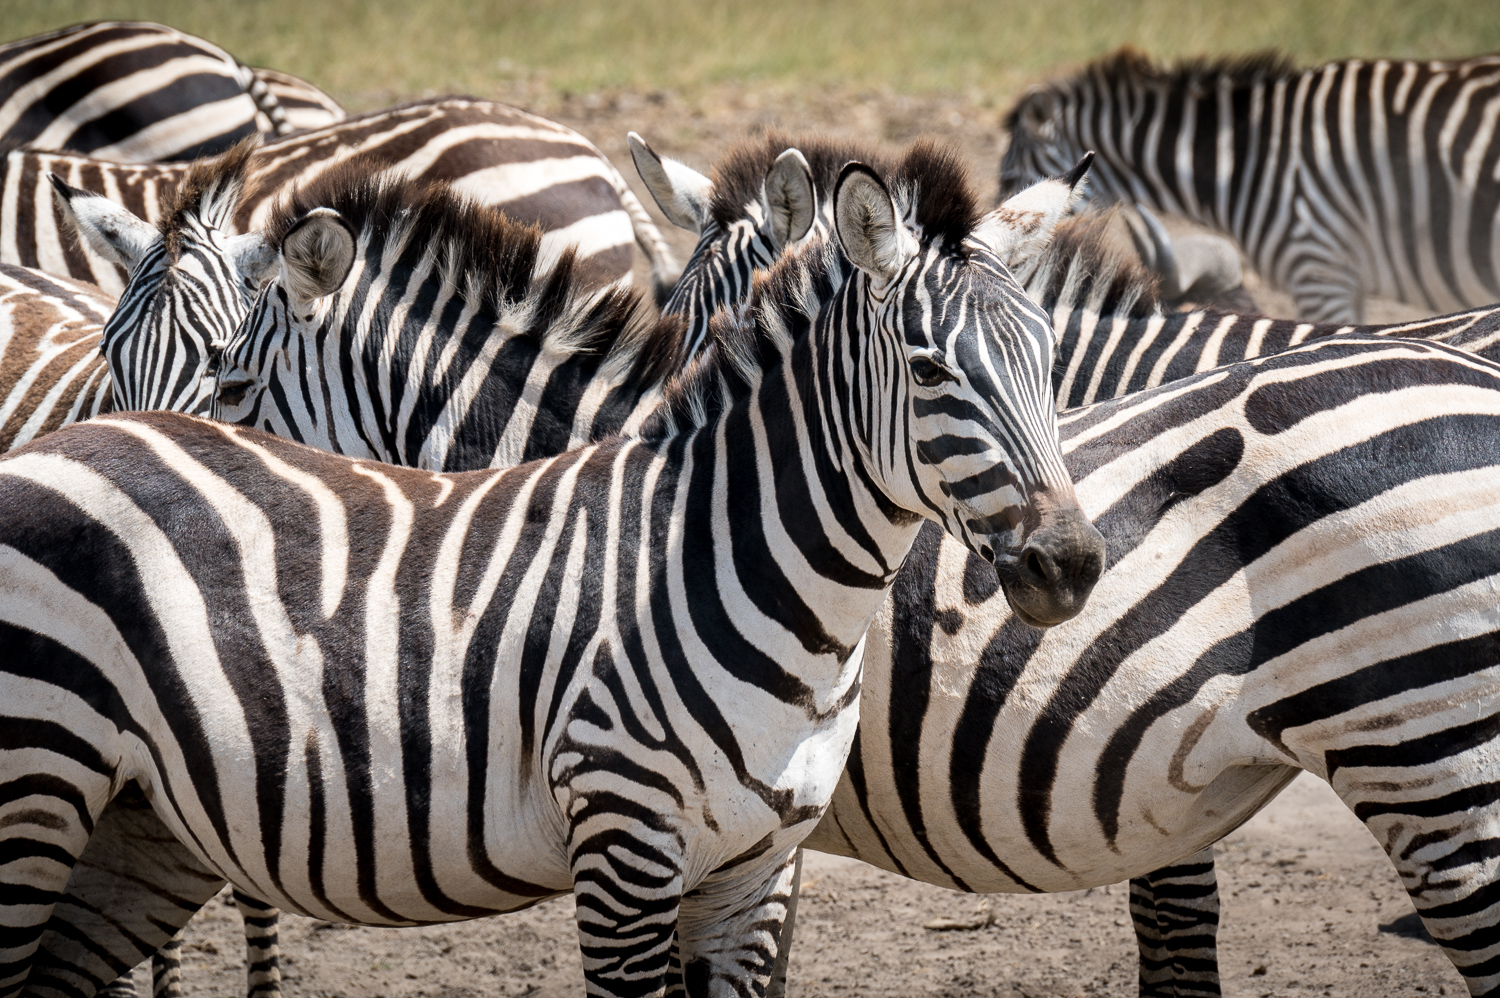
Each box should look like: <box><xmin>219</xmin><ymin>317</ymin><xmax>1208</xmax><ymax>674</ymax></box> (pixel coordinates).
<box><xmin>136</xmin><ymin>774</ymin><xmax>1459</xmax><ymax>997</ymax></box>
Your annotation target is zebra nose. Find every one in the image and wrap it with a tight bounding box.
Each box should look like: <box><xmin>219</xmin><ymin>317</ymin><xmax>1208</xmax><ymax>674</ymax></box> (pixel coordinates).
<box><xmin>997</xmin><ymin>496</ymin><xmax>1105</xmax><ymax>627</ymax></box>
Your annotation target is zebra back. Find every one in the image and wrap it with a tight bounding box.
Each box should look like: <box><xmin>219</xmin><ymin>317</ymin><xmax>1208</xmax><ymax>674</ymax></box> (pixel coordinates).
<box><xmin>244</xmin><ymin>68</ymin><xmax>345</xmax><ymax>134</ymax></box>
<box><xmin>14</xmin><ymin>98</ymin><xmax>674</xmax><ymax>296</ymax></box>
<box><xmin>1002</xmin><ymin>47</ymin><xmax>1500</xmax><ymax>321</ymax></box>
<box><xmin>0</xmin><ymin>261</ymin><xmax>112</xmax><ymax>449</ymax></box>
<box><xmin>0</xmin><ymin>21</ymin><xmax>274</xmax><ymax>161</ymax></box>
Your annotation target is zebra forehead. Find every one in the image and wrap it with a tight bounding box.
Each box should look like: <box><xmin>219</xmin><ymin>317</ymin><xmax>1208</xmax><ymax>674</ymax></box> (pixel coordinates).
<box><xmin>160</xmin><ymin>135</ymin><xmax>260</xmax><ymax>260</ymax></box>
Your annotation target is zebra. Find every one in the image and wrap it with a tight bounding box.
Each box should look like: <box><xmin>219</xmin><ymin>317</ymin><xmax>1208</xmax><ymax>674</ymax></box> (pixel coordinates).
<box><xmin>17</xmin><ymin>96</ymin><xmax>677</xmax><ymax>298</ymax></box>
<box><xmin>0</xmin><ymin>261</ymin><xmax>114</xmax><ymax>450</ymax></box>
<box><xmin>0</xmin><ymin>21</ymin><xmax>342</xmax><ymax>162</ymax></box>
<box><xmin>186</xmin><ymin>136</ymin><xmax>1500</xmax><ymax>994</ymax></box>
<box><xmin>74</xmin><ymin>130</ymin><xmax>1500</xmax><ymax>995</ymax></box>
<box><xmin>999</xmin><ymin>47</ymin><xmax>1500</xmax><ymax>324</ymax></box>
<box><xmin>47</xmin><ymin>140</ymin><xmax>275</xmax><ymax>415</ymax></box>
<box><xmin>0</xmin><ymin>145</ymin><xmax>1103</xmax><ymax>998</ymax></box>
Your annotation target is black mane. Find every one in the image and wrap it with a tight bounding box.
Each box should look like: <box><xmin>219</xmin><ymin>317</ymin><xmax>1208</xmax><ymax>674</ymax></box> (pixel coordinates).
<box><xmin>267</xmin><ymin>168</ymin><xmax>687</xmax><ymax>387</ymax></box>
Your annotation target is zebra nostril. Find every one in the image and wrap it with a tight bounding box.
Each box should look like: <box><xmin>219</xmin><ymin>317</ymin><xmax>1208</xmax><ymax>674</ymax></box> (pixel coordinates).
<box><xmin>217</xmin><ymin>379</ymin><xmax>253</xmax><ymax>408</ymax></box>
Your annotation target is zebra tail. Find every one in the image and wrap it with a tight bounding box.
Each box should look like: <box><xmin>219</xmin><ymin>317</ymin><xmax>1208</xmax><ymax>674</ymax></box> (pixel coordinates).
<box><xmin>234</xmin><ymin>62</ymin><xmax>293</xmax><ymax>137</ymax></box>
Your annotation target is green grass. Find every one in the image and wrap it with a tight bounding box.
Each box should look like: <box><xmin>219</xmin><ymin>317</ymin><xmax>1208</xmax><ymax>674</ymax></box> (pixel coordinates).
<box><xmin>5</xmin><ymin>0</ymin><xmax>1499</xmax><ymax>106</ymax></box>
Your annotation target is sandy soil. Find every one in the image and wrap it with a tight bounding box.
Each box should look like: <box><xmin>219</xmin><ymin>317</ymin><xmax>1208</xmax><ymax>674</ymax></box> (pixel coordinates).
<box><xmin>115</xmin><ymin>87</ymin><xmax>1458</xmax><ymax>998</ymax></box>
<box><xmin>125</xmin><ymin>774</ymin><xmax>1460</xmax><ymax>998</ymax></box>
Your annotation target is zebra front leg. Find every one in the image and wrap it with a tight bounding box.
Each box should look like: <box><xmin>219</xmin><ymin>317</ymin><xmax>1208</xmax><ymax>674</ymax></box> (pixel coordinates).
<box><xmin>0</xmin><ymin>757</ymin><xmax>115</xmax><ymax>998</ymax></box>
<box><xmin>571</xmin><ymin>826</ymin><xmax>685</xmax><ymax>998</ymax></box>
<box><xmin>677</xmin><ymin>849</ymin><xmax>800</xmax><ymax>998</ymax></box>
<box><xmin>1129</xmin><ymin>846</ymin><xmax>1221</xmax><ymax>997</ymax></box>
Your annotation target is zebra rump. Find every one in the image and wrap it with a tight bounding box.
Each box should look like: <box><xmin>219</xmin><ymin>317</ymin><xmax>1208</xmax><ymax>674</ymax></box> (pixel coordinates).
<box><xmin>0</xmin><ymin>21</ymin><xmax>341</xmax><ymax>162</ymax></box>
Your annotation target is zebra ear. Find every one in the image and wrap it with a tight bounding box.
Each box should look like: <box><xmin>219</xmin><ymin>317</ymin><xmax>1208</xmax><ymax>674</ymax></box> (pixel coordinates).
<box><xmin>969</xmin><ymin>153</ymin><xmax>1092</xmax><ymax>264</ymax></box>
<box><xmin>834</xmin><ymin>162</ymin><xmax>915</xmax><ymax>285</ymax></box>
<box><xmin>628</xmin><ymin>131</ymin><xmax>711</xmax><ymax>232</ymax></box>
<box><xmin>764</xmin><ymin>148</ymin><xmax>816</xmax><ymax>251</ymax></box>
<box><xmin>48</xmin><ymin>173</ymin><xmax>159</xmax><ymax>270</ymax></box>
<box><xmin>226</xmin><ymin>232</ymin><xmax>279</xmax><ymax>290</ymax></box>
<box><xmin>280</xmin><ymin>208</ymin><xmax>355</xmax><ymax>304</ymax></box>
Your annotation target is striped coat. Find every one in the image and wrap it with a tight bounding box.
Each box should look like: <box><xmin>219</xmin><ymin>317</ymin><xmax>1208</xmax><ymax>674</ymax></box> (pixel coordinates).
<box><xmin>3</xmin><ymin>150</ymin><xmax>1099</xmax><ymax>998</ymax></box>
<box><xmin>1001</xmin><ymin>48</ymin><xmax>1500</xmax><ymax>323</ymax></box>
<box><xmin>11</xmin><ymin>98</ymin><xmax>676</xmax><ymax>296</ymax></box>
<box><xmin>0</xmin><ymin>21</ymin><xmax>341</xmax><ymax>161</ymax></box>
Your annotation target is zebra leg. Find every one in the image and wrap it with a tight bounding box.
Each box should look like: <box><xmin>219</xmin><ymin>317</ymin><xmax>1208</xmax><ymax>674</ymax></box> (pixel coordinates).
<box><xmin>150</xmin><ymin>932</ymin><xmax>184</xmax><ymax>998</ymax></box>
<box><xmin>676</xmin><ymin>849</ymin><xmax>800</xmax><ymax>998</ymax></box>
<box><xmin>1130</xmin><ymin>847</ymin><xmax>1221</xmax><ymax>997</ymax></box>
<box><xmin>1344</xmin><ymin>772</ymin><xmax>1500</xmax><ymax>996</ymax></box>
<box><xmin>0</xmin><ymin>757</ymin><xmax>115</xmax><ymax>998</ymax></box>
<box><xmin>765</xmin><ymin>848</ymin><xmax>804</xmax><ymax>998</ymax></box>
<box><xmin>570</xmin><ymin>832</ymin><xmax>686</xmax><ymax>997</ymax></box>
<box><xmin>28</xmin><ymin>784</ymin><xmax>226</xmax><ymax>998</ymax></box>
<box><xmin>232</xmin><ymin>890</ymin><xmax>281</xmax><ymax>998</ymax></box>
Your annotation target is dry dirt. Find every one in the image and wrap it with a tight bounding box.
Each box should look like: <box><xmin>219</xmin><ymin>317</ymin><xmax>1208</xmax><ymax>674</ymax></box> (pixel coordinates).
<box><xmin>118</xmin><ymin>87</ymin><xmax>1454</xmax><ymax>998</ymax></box>
<box><xmin>129</xmin><ymin>774</ymin><xmax>1460</xmax><ymax>998</ymax></box>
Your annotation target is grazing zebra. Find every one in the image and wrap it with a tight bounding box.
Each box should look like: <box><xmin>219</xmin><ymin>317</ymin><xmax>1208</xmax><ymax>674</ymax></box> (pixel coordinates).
<box><xmin>2</xmin><ymin>146</ymin><xmax>1103</xmax><ymax>998</ymax></box>
<box><xmin>16</xmin><ymin>97</ymin><xmax>677</xmax><ymax>297</ymax></box>
<box><xmin>0</xmin><ymin>21</ymin><xmax>341</xmax><ymax>162</ymax></box>
<box><xmin>1024</xmin><ymin>207</ymin><xmax>1500</xmax><ymax>406</ymax></box>
<box><xmin>1000</xmin><ymin>47</ymin><xmax>1500</xmax><ymax>323</ymax></box>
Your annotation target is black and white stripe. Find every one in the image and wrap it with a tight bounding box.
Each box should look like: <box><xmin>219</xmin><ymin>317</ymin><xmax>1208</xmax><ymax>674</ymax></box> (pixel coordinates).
<box><xmin>1001</xmin><ymin>49</ymin><xmax>1500</xmax><ymax>323</ymax></box>
<box><xmin>0</xmin><ymin>21</ymin><xmax>340</xmax><ymax>162</ymax></box>
<box><xmin>3</xmin><ymin>147</ymin><xmax>1100</xmax><ymax>998</ymax></box>
<box><xmin>11</xmin><ymin>97</ymin><xmax>676</xmax><ymax>297</ymax></box>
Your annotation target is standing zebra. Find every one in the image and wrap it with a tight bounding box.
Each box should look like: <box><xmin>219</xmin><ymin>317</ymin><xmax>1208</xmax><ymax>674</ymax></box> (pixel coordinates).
<box><xmin>2</xmin><ymin>149</ymin><xmax>1103</xmax><ymax>998</ymax></box>
<box><xmin>0</xmin><ymin>21</ymin><xmax>342</xmax><ymax>162</ymax></box>
<box><xmin>18</xmin><ymin>97</ymin><xmax>677</xmax><ymax>297</ymax></box>
<box><xmin>68</xmin><ymin>132</ymin><xmax>1500</xmax><ymax>995</ymax></box>
<box><xmin>1001</xmin><ymin>48</ymin><xmax>1500</xmax><ymax>323</ymax></box>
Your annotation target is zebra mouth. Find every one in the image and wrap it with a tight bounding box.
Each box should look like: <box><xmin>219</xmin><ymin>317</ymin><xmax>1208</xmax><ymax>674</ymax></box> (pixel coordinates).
<box><xmin>984</xmin><ymin>493</ymin><xmax>1106</xmax><ymax>628</ymax></box>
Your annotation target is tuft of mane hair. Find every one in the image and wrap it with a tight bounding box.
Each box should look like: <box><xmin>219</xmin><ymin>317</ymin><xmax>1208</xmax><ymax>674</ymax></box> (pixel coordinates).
<box><xmin>161</xmin><ymin>135</ymin><xmax>261</xmax><ymax>259</ymax></box>
<box><xmin>267</xmin><ymin>166</ymin><xmax>690</xmax><ymax>384</ymax></box>
<box><xmin>707</xmin><ymin>130</ymin><xmax>891</xmax><ymax>228</ymax></box>
<box><xmin>890</xmin><ymin>139</ymin><xmax>978</xmax><ymax>252</ymax></box>
<box><xmin>1006</xmin><ymin>46</ymin><xmax>1300</xmax><ymax>129</ymax></box>
<box><xmin>1012</xmin><ymin>207</ymin><xmax>1161</xmax><ymax>322</ymax></box>
<box><xmin>645</xmin><ymin>238</ymin><xmax>846</xmax><ymax>438</ymax></box>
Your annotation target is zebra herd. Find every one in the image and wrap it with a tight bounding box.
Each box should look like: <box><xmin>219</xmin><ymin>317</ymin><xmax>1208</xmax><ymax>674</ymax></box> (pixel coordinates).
<box><xmin>0</xmin><ymin>18</ymin><xmax>1499</xmax><ymax>998</ymax></box>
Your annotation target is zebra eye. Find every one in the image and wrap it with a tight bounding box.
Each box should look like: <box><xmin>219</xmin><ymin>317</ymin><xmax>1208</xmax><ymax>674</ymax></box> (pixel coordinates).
<box><xmin>911</xmin><ymin>355</ymin><xmax>958</xmax><ymax>388</ymax></box>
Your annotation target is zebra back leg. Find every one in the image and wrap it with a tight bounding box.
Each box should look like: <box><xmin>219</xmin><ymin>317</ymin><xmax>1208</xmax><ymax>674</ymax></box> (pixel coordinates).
<box><xmin>765</xmin><ymin>848</ymin><xmax>804</xmax><ymax>998</ymax></box>
<box><xmin>1130</xmin><ymin>846</ymin><xmax>1221</xmax><ymax>997</ymax></box>
<box><xmin>26</xmin><ymin>783</ymin><xmax>225</xmax><ymax>998</ymax></box>
<box><xmin>233</xmin><ymin>890</ymin><xmax>281</xmax><ymax>998</ymax></box>
<box><xmin>1336</xmin><ymin>767</ymin><xmax>1500</xmax><ymax>995</ymax></box>
<box><xmin>676</xmin><ymin>849</ymin><xmax>799</xmax><ymax>998</ymax></box>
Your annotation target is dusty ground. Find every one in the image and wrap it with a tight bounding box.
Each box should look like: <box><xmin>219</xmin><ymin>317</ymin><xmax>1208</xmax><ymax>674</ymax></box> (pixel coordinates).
<box><xmin>118</xmin><ymin>88</ymin><xmax>1453</xmax><ymax>998</ymax></box>
<box><xmin>132</xmin><ymin>774</ymin><xmax>1460</xmax><ymax>998</ymax></box>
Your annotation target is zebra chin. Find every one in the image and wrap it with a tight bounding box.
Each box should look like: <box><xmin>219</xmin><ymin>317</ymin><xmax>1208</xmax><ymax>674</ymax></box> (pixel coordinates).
<box><xmin>969</xmin><ymin>489</ymin><xmax>1105</xmax><ymax>627</ymax></box>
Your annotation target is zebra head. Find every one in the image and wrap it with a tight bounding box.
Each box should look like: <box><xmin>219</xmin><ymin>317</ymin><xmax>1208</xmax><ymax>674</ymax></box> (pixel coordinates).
<box><xmin>830</xmin><ymin>147</ymin><xmax>1104</xmax><ymax>625</ymax></box>
<box><xmin>49</xmin><ymin>142</ymin><xmax>273</xmax><ymax>413</ymax></box>
<box><xmin>630</xmin><ymin>132</ymin><xmax>825</xmax><ymax>354</ymax></box>
<box><xmin>1000</xmin><ymin>79</ymin><xmax>1111</xmax><ymax>205</ymax></box>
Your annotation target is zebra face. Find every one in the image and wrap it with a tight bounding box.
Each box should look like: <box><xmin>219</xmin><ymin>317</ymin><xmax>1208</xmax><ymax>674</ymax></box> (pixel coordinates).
<box><xmin>50</xmin><ymin>174</ymin><xmax>275</xmax><ymax>414</ymax></box>
<box><xmin>1000</xmin><ymin>88</ymin><xmax>1089</xmax><ymax>202</ymax></box>
<box><xmin>630</xmin><ymin>133</ymin><xmax>819</xmax><ymax>352</ymax></box>
<box><xmin>835</xmin><ymin>163</ymin><xmax>1104</xmax><ymax>626</ymax></box>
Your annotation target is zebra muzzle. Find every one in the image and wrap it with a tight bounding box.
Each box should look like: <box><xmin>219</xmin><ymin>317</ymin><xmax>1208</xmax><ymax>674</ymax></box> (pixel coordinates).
<box><xmin>992</xmin><ymin>494</ymin><xmax>1105</xmax><ymax>627</ymax></box>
